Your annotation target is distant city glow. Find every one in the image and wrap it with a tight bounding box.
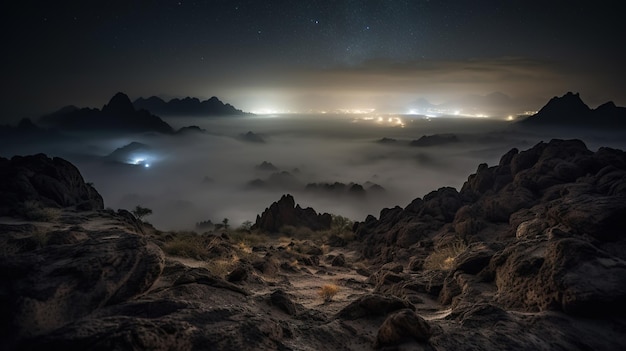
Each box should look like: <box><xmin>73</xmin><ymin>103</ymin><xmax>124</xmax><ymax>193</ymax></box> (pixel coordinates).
<box><xmin>353</xmin><ymin>115</ymin><xmax>405</xmax><ymax>128</ymax></box>
<box><xmin>335</xmin><ymin>108</ymin><xmax>376</xmax><ymax>114</ymax></box>
<box><xmin>250</xmin><ymin>108</ymin><xmax>282</xmax><ymax>115</ymax></box>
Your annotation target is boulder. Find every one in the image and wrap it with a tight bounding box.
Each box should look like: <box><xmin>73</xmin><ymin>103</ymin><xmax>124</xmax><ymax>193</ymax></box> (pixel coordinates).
<box><xmin>0</xmin><ymin>154</ymin><xmax>104</xmax><ymax>217</ymax></box>
<box><xmin>374</xmin><ymin>309</ymin><xmax>432</xmax><ymax>348</ymax></box>
<box><xmin>270</xmin><ymin>289</ymin><xmax>299</xmax><ymax>316</ymax></box>
<box><xmin>0</xmin><ymin>227</ymin><xmax>164</xmax><ymax>346</ymax></box>
<box><xmin>336</xmin><ymin>294</ymin><xmax>413</xmax><ymax>320</ymax></box>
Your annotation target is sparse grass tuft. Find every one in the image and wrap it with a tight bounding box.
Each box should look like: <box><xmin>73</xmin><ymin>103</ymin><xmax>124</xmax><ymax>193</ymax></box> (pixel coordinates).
<box><xmin>20</xmin><ymin>200</ymin><xmax>61</xmax><ymax>222</ymax></box>
<box><xmin>161</xmin><ymin>231</ymin><xmax>226</xmax><ymax>259</ymax></box>
<box><xmin>203</xmin><ymin>257</ymin><xmax>238</xmax><ymax>278</ymax></box>
<box><xmin>318</xmin><ymin>283</ymin><xmax>340</xmax><ymax>302</ymax></box>
<box><xmin>228</xmin><ymin>230</ymin><xmax>270</xmax><ymax>247</ymax></box>
<box><xmin>423</xmin><ymin>240</ymin><xmax>468</xmax><ymax>271</ymax></box>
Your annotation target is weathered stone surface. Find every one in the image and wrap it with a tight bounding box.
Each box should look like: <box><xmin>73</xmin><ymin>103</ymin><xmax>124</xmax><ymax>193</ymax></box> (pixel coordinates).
<box><xmin>0</xmin><ymin>154</ymin><xmax>103</xmax><ymax>217</ymax></box>
<box><xmin>0</xmin><ymin>227</ymin><xmax>164</xmax><ymax>347</ymax></box>
<box><xmin>374</xmin><ymin>309</ymin><xmax>432</xmax><ymax>348</ymax></box>
<box><xmin>252</xmin><ymin>194</ymin><xmax>332</xmax><ymax>233</ymax></box>
<box><xmin>336</xmin><ymin>294</ymin><xmax>413</xmax><ymax>320</ymax></box>
<box><xmin>5</xmin><ymin>138</ymin><xmax>626</xmax><ymax>350</ymax></box>
<box><xmin>270</xmin><ymin>289</ymin><xmax>299</xmax><ymax>316</ymax></box>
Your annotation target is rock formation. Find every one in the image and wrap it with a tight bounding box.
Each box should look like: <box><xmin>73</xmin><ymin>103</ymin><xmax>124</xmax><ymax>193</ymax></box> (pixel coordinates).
<box><xmin>0</xmin><ymin>154</ymin><xmax>103</xmax><ymax>217</ymax></box>
<box><xmin>410</xmin><ymin>133</ymin><xmax>459</xmax><ymax>147</ymax></box>
<box><xmin>238</xmin><ymin>131</ymin><xmax>265</xmax><ymax>143</ymax></box>
<box><xmin>3</xmin><ymin>140</ymin><xmax>626</xmax><ymax>350</ymax></box>
<box><xmin>252</xmin><ymin>194</ymin><xmax>332</xmax><ymax>232</ymax></box>
<box><xmin>353</xmin><ymin>139</ymin><xmax>626</xmax><ymax>348</ymax></box>
<box><xmin>376</xmin><ymin>137</ymin><xmax>397</xmax><ymax>144</ymax></box>
<box><xmin>255</xmin><ymin>161</ymin><xmax>279</xmax><ymax>171</ymax></box>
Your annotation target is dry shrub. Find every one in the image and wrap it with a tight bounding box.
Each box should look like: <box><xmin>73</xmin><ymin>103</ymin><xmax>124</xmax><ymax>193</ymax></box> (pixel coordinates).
<box><xmin>228</xmin><ymin>230</ymin><xmax>269</xmax><ymax>246</ymax></box>
<box><xmin>318</xmin><ymin>283</ymin><xmax>340</xmax><ymax>302</ymax></box>
<box><xmin>236</xmin><ymin>241</ymin><xmax>252</xmax><ymax>254</ymax></box>
<box><xmin>423</xmin><ymin>240</ymin><xmax>467</xmax><ymax>271</ymax></box>
<box><xmin>20</xmin><ymin>200</ymin><xmax>61</xmax><ymax>222</ymax></box>
<box><xmin>203</xmin><ymin>257</ymin><xmax>238</xmax><ymax>278</ymax></box>
<box><xmin>162</xmin><ymin>232</ymin><xmax>211</xmax><ymax>258</ymax></box>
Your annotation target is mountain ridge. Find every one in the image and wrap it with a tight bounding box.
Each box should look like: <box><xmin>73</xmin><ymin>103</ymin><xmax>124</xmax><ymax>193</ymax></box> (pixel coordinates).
<box><xmin>38</xmin><ymin>92</ymin><xmax>175</xmax><ymax>134</ymax></box>
<box><xmin>519</xmin><ymin>91</ymin><xmax>626</xmax><ymax>128</ymax></box>
<box><xmin>133</xmin><ymin>95</ymin><xmax>251</xmax><ymax>116</ymax></box>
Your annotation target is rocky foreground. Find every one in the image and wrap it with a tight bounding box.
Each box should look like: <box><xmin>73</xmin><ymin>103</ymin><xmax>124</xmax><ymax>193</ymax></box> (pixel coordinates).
<box><xmin>1</xmin><ymin>140</ymin><xmax>626</xmax><ymax>350</ymax></box>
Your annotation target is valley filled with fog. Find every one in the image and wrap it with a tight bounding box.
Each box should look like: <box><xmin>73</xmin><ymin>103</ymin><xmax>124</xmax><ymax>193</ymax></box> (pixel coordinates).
<box><xmin>4</xmin><ymin>113</ymin><xmax>626</xmax><ymax>230</ymax></box>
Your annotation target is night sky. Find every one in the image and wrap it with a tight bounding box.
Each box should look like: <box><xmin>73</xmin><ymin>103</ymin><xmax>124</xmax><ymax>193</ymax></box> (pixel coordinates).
<box><xmin>2</xmin><ymin>1</ymin><xmax>625</xmax><ymax>120</ymax></box>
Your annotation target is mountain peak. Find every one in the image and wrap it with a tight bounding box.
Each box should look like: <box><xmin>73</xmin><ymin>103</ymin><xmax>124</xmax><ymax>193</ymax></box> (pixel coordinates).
<box><xmin>541</xmin><ymin>91</ymin><xmax>589</xmax><ymax>113</ymax></box>
<box><xmin>102</xmin><ymin>92</ymin><xmax>135</xmax><ymax>115</ymax></box>
<box><xmin>132</xmin><ymin>95</ymin><xmax>249</xmax><ymax>116</ymax></box>
<box><xmin>519</xmin><ymin>92</ymin><xmax>626</xmax><ymax>128</ymax></box>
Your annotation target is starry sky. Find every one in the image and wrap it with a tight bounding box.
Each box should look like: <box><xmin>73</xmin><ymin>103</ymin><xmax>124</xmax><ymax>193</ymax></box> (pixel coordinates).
<box><xmin>2</xmin><ymin>0</ymin><xmax>625</xmax><ymax>120</ymax></box>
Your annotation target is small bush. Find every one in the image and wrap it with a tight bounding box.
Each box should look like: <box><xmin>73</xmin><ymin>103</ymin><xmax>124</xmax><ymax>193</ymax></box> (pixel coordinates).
<box><xmin>203</xmin><ymin>258</ymin><xmax>237</xmax><ymax>278</ymax></box>
<box><xmin>131</xmin><ymin>205</ymin><xmax>153</xmax><ymax>220</ymax></box>
<box><xmin>162</xmin><ymin>232</ymin><xmax>217</xmax><ymax>258</ymax></box>
<box><xmin>321</xmin><ymin>214</ymin><xmax>356</xmax><ymax>243</ymax></box>
<box><xmin>228</xmin><ymin>231</ymin><xmax>269</xmax><ymax>247</ymax></box>
<box><xmin>20</xmin><ymin>200</ymin><xmax>61</xmax><ymax>222</ymax></box>
<box><xmin>331</xmin><ymin>214</ymin><xmax>353</xmax><ymax>233</ymax></box>
<box><xmin>318</xmin><ymin>283</ymin><xmax>340</xmax><ymax>302</ymax></box>
<box><xmin>423</xmin><ymin>240</ymin><xmax>467</xmax><ymax>271</ymax></box>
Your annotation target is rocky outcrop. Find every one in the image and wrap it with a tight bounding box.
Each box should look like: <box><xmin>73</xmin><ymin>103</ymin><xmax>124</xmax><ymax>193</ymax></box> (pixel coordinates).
<box><xmin>355</xmin><ymin>138</ymin><xmax>626</xmax><ymax>322</ymax></box>
<box><xmin>0</xmin><ymin>154</ymin><xmax>103</xmax><ymax>217</ymax></box>
<box><xmin>374</xmin><ymin>309</ymin><xmax>432</xmax><ymax>348</ymax></box>
<box><xmin>410</xmin><ymin>133</ymin><xmax>459</xmax><ymax>147</ymax></box>
<box><xmin>2</xmin><ymin>140</ymin><xmax>626</xmax><ymax>350</ymax></box>
<box><xmin>336</xmin><ymin>294</ymin><xmax>414</xmax><ymax>320</ymax></box>
<box><xmin>238</xmin><ymin>131</ymin><xmax>265</xmax><ymax>143</ymax></box>
<box><xmin>376</xmin><ymin>137</ymin><xmax>397</xmax><ymax>144</ymax></box>
<box><xmin>0</xmin><ymin>216</ymin><xmax>164</xmax><ymax>349</ymax></box>
<box><xmin>255</xmin><ymin>161</ymin><xmax>279</xmax><ymax>171</ymax></box>
<box><xmin>252</xmin><ymin>194</ymin><xmax>331</xmax><ymax>232</ymax></box>
<box><xmin>356</xmin><ymin>186</ymin><xmax>463</xmax><ymax>262</ymax></box>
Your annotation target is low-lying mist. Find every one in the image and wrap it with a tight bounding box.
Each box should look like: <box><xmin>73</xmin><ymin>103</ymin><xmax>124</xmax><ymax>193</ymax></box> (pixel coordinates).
<box><xmin>3</xmin><ymin>114</ymin><xmax>626</xmax><ymax>230</ymax></box>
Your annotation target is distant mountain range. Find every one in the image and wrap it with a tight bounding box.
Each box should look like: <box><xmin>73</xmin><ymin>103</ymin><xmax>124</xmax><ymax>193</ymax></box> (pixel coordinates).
<box><xmin>39</xmin><ymin>92</ymin><xmax>175</xmax><ymax>134</ymax></box>
<box><xmin>518</xmin><ymin>92</ymin><xmax>626</xmax><ymax>128</ymax></box>
<box><xmin>133</xmin><ymin>96</ymin><xmax>251</xmax><ymax>116</ymax></box>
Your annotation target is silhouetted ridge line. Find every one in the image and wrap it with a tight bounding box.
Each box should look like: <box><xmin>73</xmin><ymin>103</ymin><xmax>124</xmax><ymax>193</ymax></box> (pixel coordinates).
<box><xmin>38</xmin><ymin>92</ymin><xmax>175</xmax><ymax>134</ymax></box>
<box><xmin>519</xmin><ymin>91</ymin><xmax>626</xmax><ymax>128</ymax></box>
<box><xmin>133</xmin><ymin>95</ymin><xmax>251</xmax><ymax>116</ymax></box>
